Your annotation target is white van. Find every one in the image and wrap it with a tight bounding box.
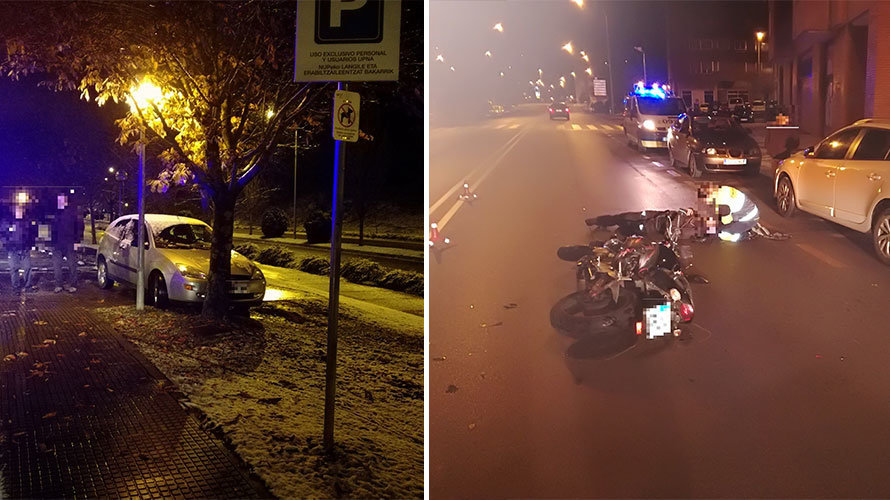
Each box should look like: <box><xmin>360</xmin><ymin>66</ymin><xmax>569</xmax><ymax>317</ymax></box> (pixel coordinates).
<box><xmin>623</xmin><ymin>91</ymin><xmax>687</xmax><ymax>151</ymax></box>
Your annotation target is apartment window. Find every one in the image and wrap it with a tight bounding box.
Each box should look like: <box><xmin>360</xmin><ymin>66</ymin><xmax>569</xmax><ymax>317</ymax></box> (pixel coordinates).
<box><xmin>734</xmin><ymin>40</ymin><xmax>748</xmax><ymax>51</ymax></box>
<box><xmin>689</xmin><ymin>39</ymin><xmax>701</xmax><ymax>50</ymax></box>
<box><xmin>704</xmin><ymin>90</ymin><xmax>714</xmax><ymax>104</ymax></box>
<box><xmin>681</xmin><ymin>90</ymin><xmax>693</xmax><ymax>107</ymax></box>
<box><xmin>701</xmin><ymin>39</ymin><xmax>714</xmax><ymax>50</ymax></box>
<box><xmin>711</xmin><ymin>61</ymin><xmax>720</xmax><ymax>72</ymax></box>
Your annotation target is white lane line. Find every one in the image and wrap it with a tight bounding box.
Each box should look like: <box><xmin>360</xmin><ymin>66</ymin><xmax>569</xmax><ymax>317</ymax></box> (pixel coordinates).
<box><xmin>796</xmin><ymin>243</ymin><xmax>847</xmax><ymax>268</ymax></box>
<box><xmin>666</xmin><ymin>169</ymin><xmax>680</xmax><ymax>177</ymax></box>
<box><xmin>652</xmin><ymin>161</ymin><xmax>664</xmax><ymax>167</ymax></box>
<box><xmin>437</xmin><ymin>129</ymin><xmax>528</xmax><ymax>231</ymax></box>
<box><xmin>495</xmin><ymin>123</ymin><xmax>509</xmax><ymax>129</ymax></box>
<box><xmin>429</xmin><ymin>130</ymin><xmax>523</xmax><ymax>215</ymax></box>
<box><xmin>508</xmin><ymin>123</ymin><xmax>520</xmax><ymax>129</ymax></box>
<box><xmin>571</xmin><ymin>124</ymin><xmax>582</xmax><ymax>131</ymax></box>
<box><xmin>586</xmin><ymin>124</ymin><xmax>597</xmax><ymax>130</ymax></box>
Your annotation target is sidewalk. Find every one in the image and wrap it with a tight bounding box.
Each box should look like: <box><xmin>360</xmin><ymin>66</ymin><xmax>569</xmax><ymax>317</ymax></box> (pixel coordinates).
<box><xmin>0</xmin><ymin>289</ymin><xmax>266</xmax><ymax>498</ymax></box>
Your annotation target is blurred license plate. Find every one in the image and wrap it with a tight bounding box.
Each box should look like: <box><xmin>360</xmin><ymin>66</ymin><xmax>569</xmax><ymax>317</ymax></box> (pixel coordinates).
<box><xmin>644</xmin><ymin>303</ymin><xmax>672</xmax><ymax>339</ymax></box>
<box><xmin>724</xmin><ymin>158</ymin><xmax>747</xmax><ymax>165</ymax></box>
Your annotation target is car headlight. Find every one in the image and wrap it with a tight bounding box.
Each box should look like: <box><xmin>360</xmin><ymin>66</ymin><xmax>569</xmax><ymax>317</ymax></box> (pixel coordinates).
<box><xmin>706</xmin><ymin>147</ymin><xmax>717</xmax><ymax>155</ymax></box>
<box><xmin>642</xmin><ymin>119</ymin><xmax>656</xmax><ymax>131</ymax></box>
<box><xmin>176</xmin><ymin>263</ymin><xmax>207</xmax><ymax>280</ymax></box>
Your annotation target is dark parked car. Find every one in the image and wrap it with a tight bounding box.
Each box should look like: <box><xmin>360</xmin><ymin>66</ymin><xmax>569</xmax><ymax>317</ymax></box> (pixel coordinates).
<box><xmin>733</xmin><ymin>104</ymin><xmax>754</xmax><ymax>123</ymax></box>
<box><xmin>549</xmin><ymin>101</ymin><xmax>570</xmax><ymax>120</ymax></box>
<box><xmin>667</xmin><ymin>114</ymin><xmax>762</xmax><ymax>177</ymax></box>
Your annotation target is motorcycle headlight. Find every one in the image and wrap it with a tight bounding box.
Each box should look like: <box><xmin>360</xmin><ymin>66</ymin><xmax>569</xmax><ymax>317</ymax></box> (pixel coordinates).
<box><xmin>706</xmin><ymin>147</ymin><xmax>717</xmax><ymax>155</ymax></box>
<box><xmin>642</xmin><ymin>119</ymin><xmax>656</xmax><ymax>131</ymax></box>
<box><xmin>176</xmin><ymin>263</ymin><xmax>207</xmax><ymax>280</ymax></box>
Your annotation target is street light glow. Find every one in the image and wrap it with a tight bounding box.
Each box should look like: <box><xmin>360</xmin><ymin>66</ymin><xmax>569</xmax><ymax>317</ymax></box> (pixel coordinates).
<box><xmin>585</xmin><ymin>67</ymin><xmax>593</xmax><ymax>75</ymax></box>
<box><xmin>499</xmin><ymin>72</ymin><xmax>505</xmax><ymax>77</ymax></box>
<box><xmin>756</xmin><ymin>31</ymin><xmax>765</xmax><ymax>41</ymax></box>
<box><xmin>493</xmin><ymin>22</ymin><xmax>503</xmax><ymax>32</ymax></box>
<box><xmin>450</xmin><ymin>66</ymin><xmax>455</xmax><ymax>72</ymax></box>
<box><xmin>572</xmin><ymin>0</ymin><xmax>584</xmax><ymax>7</ymax></box>
<box><xmin>108</xmin><ymin>167</ymin><xmax>115</xmax><ymax>173</ymax></box>
<box><xmin>484</xmin><ymin>50</ymin><xmax>492</xmax><ymax>57</ymax></box>
<box><xmin>266</xmin><ymin>108</ymin><xmax>275</xmax><ymax>120</ymax></box>
<box><xmin>128</xmin><ymin>77</ymin><xmax>164</xmax><ymax>113</ymax></box>
<box><xmin>582</xmin><ymin>54</ymin><xmax>589</xmax><ymax>62</ymax></box>
<box><xmin>561</xmin><ymin>41</ymin><xmax>574</xmax><ymax>54</ymax></box>
<box><xmin>571</xmin><ymin>71</ymin><xmax>576</xmax><ymax>77</ymax></box>
<box><xmin>436</xmin><ymin>54</ymin><xmax>444</xmax><ymax>63</ymax></box>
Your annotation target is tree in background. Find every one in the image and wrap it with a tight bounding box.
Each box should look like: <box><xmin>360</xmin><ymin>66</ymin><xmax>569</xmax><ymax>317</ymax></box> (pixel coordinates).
<box><xmin>2</xmin><ymin>1</ymin><xmax>329</xmax><ymax>319</ymax></box>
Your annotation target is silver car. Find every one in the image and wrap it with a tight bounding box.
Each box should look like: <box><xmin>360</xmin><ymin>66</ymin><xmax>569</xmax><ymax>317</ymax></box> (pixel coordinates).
<box><xmin>96</xmin><ymin>214</ymin><xmax>266</xmax><ymax>308</ymax></box>
<box><xmin>774</xmin><ymin>119</ymin><xmax>890</xmax><ymax>264</ymax></box>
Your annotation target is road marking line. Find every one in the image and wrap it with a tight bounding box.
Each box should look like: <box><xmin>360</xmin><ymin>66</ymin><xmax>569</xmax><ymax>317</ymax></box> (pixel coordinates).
<box><xmin>429</xmin><ymin>130</ymin><xmax>523</xmax><ymax>215</ymax></box>
<box><xmin>796</xmin><ymin>243</ymin><xmax>847</xmax><ymax>268</ymax></box>
<box><xmin>508</xmin><ymin>123</ymin><xmax>520</xmax><ymax>129</ymax></box>
<box><xmin>438</xmin><ymin>129</ymin><xmax>528</xmax><ymax>231</ymax></box>
<box><xmin>586</xmin><ymin>124</ymin><xmax>598</xmax><ymax>130</ymax></box>
<box><xmin>652</xmin><ymin>161</ymin><xmax>664</xmax><ymax>167</ymax></box>
<box><xmin>666</xmin><ymin>169</ymin><xmax>680</xmax><ymax>177</ymax></box>
<box><xmin>571</xmin><ymin>124</ymin><xmax>582</xmax><ymax>130</ymax></box>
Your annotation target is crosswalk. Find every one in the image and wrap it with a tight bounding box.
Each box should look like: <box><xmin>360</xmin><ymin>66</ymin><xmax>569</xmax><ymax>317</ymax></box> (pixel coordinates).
<box><xmin>489</xmin><ymin>122</ymin><xmax>623</xmax><ymax>132</ymax></box>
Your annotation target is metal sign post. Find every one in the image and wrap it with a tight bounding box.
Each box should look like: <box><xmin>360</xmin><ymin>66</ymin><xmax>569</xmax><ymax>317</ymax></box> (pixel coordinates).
<box><xmin>296</xmin><ymin>0</ymin><xmax>401</xmax><ymax>453</ymax></box>
<box><xmin>136</xmin><ymin>129</ymin><xmax>146</xmax><ymax>311</ymax></box>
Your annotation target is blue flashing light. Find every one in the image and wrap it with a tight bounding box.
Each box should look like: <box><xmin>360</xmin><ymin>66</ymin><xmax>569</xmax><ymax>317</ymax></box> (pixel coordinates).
<box><xmin>631</xmin><ymin>82</ymin><xmax>674</xmax><ymax>100</ymax></box>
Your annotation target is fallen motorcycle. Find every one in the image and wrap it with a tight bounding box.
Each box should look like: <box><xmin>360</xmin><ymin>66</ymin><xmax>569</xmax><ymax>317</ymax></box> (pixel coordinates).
<box><xmin>550</xmin><ymin>209</ymin><xmax>697</xmax><ymax>340</ymax></box>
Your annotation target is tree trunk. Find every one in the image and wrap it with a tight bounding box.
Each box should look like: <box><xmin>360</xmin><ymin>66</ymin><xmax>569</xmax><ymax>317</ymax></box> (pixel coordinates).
<box><xmin>202</xmin><ymin>191</ymin><xmax>236</xmax><ymax>321</ymax></box>
<box><xmin>89</xmin><ymin>204</ymin><xmax>97</xmax><ymax>244</ymax></box>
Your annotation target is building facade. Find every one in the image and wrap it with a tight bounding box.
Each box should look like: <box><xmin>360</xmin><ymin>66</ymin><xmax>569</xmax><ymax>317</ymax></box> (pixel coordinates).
<box><xmin>666</xmin><ymin>1</ymin><xmax>771</xmax><ymax>109</ymax></box>
<box><xmin>770</xmin><ymin>0</ymin><xmax>890</xmax><ymax>137</ymax></box>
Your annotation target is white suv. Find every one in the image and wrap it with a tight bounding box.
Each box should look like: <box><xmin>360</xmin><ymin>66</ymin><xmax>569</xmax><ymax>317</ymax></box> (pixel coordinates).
<box><xmin>774</xmin><ymin>118</ymin><xmax>890</xmax><ymax>263</ymax></box>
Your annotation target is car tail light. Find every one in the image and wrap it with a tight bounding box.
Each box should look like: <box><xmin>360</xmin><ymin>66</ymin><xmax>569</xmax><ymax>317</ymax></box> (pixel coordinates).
<box><xmin>635</xmin><ymin>321</ymin><xmax>643</xmax><ymax>335</ymax></box>
<box><xmin>679</xmin><ymin>302</ymin><xmax>694</xmax><ymax>322</ymax></box>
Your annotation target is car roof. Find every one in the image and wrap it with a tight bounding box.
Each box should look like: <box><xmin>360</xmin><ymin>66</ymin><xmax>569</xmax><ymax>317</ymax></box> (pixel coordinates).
<box><xmin>851</xmin><ymin>118</ymin><xmax>890</xmax><ymax>130</ymax></box>
<box><xmin>111</xmin><ymin>214</ymin><xmax>210</xmax><ymax>228</ymax></box>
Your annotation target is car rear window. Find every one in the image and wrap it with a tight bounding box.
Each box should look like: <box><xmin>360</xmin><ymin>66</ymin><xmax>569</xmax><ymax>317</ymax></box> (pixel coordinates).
<box><xmin>637</xmin><ymin>97</ymin><xmax>685</xmax><ymax>116</ymax></box>
<box><xmin>852</xmin><ymin>128</ymin><xmax>890</xmax><ymax>161</ymax></box>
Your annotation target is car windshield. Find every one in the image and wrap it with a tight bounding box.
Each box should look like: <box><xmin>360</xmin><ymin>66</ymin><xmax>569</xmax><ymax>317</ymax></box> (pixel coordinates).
<box><xmin>155</xmin><ymin>223</ymin><xmax>213</xmax><ymax>249</ymax></box>
<box><xmin>692</xmin><ymin>116</ymin><xmax>741</xmax><ymax>133</ymax></box>
<box><xmin>637</xmin><ymin>97</ymin><xmax>685</xmax><ymax>115</ymax></box>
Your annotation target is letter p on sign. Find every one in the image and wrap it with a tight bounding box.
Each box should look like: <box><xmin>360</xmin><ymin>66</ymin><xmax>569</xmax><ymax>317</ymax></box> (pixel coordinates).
<box><xmin>330</xmin><ymin>0</ymin><xmax>367</xmax><ymax>27</ymax></box>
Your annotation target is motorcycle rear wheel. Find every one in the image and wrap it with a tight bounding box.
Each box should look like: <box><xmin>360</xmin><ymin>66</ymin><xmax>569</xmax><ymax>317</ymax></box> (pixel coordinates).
<box><xmin>550</xmin><ymin>288</ymin><xmax>637</xmax><ymax>338</ymax></box>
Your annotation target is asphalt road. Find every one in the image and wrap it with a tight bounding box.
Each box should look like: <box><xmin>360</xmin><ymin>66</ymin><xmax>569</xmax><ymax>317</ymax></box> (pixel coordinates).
<box><xmin>429</xmin><ymin>104</ymin><xmax>890</xmax><ymax>498</ymax></box>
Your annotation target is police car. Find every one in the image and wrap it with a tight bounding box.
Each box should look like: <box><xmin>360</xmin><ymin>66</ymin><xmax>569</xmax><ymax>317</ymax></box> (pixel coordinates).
<box><xmin>623</xmin><ymin>83</ymin><xmax>687</xmax><ymax>151</ymax></box>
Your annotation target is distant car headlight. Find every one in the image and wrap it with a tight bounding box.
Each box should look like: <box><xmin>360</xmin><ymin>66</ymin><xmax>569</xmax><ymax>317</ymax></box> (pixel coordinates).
<box><xmin>706</xmin><ymin>147</ymin><xmax>717</xmax><ymax>155</ymax></box>
<box><xmin>176</xmin><ymin>263</ymin><xmax>207</xmax><ymax>280</ymax></box>
<box><xmin>642</xmin><ymin>119</ymin><xmax>656</xmax><ymax>131</ymax></box>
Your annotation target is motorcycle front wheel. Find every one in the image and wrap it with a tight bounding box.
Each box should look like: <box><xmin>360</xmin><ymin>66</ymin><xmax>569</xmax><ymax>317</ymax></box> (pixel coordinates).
<box><xmin>550</xmin><ymin>288</ymin><xmax>637</xmax><ymax>338</ymax></box>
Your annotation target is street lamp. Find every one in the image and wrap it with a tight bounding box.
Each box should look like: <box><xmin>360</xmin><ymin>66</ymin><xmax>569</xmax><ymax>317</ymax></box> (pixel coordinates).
<box><xmin>581</xmin><ymin>53</ymin><xmax>589</xmax><ymax>63</ymax></box>
<box><xmin>585</xmin><ymin>67</ymin><xmax>593</xmax><ymax>75</ymax></box>
<box><xmin>127</xmin><ymin>77</ymin><xmax>166</xmax><ymax>311</ymax></box>
<box><xmin>484</xmin><ymin>50</ymin><xmax>492</xmax><ymax>57</ymax></box>
<box><xmin>634</xmin><ymin>46</ymin><xmax>647</xmax><ymax>84</ymax></box>
<box><xmin>572</xmin><ymin>0</ymin><xmax>584</xmax><ymax>7</ymax></box>
<box><xmin>756</xmin><ymin>31</ymin><xmax>766</xmax><ymax>73</ymax></box>
<box><xmin>493</xmin><ymin>22</ymin><xmax>503</xmax><ymax>32</ymax></box>
<box><xmin>435</xmin><ymin>54</ymin><xmax>444</xmax><ymax>63</ymax></box>
<box><xmin>562</xmin><ymin>41</ymin><xmax>574</xmax><ymax>55</ymax></box>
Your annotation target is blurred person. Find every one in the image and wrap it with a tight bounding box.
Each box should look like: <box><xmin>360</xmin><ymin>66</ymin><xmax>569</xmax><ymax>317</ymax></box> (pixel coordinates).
<box><xmin>695</xmin><ymin>183</ymin><xmax>788</xmax><ymax>241</ymax></box>
<box><xmin>7</xmin><ymin>211</ymin><xmax>37</xmax><ymax>293</ymax></box>
<box><xmin>51</xmin><ymin>194</ymin><xmax>83</xmax><ymax>293</ymax></box>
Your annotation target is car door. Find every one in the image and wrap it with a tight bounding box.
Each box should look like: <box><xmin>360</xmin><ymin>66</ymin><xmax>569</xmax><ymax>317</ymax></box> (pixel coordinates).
<box><xmin>109</xmin><ymin>219</ymin><xmax>136</xmax><ymax>283</ymax></box>
<box><xmin>670</xmin><ymin>115</ymin><xmax>690</xmax><ymax>162</ymax></box>
<box><xmin>797</xmin><ymin>127</ymin><xmax>861</xmax><ymax>219</ymax></box>
<box><xmin>834</xmin><ymin>128</ymin><xmax>890</xmax><ymax>226</ymax></box>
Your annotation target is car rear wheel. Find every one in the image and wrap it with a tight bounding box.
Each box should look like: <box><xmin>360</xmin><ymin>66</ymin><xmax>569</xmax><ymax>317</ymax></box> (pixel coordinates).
<box><xmin>687</xmin><ymin>152</ymin><xmax>702</xmax><ymax>178</ymax></box>
<box><xmin>776</xmin><ymin>176</ymin><xmax>796</xmax><ymax>217</ymax></box>
<box><xmin>97</xmin><ymin>257</ymin><xmax>114</xmax><ymax>289</ymax></box>
<box><xmin>669</xmin><ymin>147</ymin><xmax>679</xmax><ymax>168</ymax></box>
<box><xmin>149</xmin><ymin>271</ymin><xmax>169</xmax><ymax>309</ymax></box>
<box><xmin>872</xmin><ymin>208</ymin><xmax>890</xmax><ymax>265</ymax></box>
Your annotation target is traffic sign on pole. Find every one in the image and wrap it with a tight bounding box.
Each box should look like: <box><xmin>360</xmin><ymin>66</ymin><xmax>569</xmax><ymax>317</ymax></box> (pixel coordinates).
<box><xmin>295</xmin><ymin>0</ymin><xmax>401</xmax><ymax>82</ymax></box>
<box><xmin>332</xmin><ymin>89</ymin><xmax>360</xmax><ymax>142</ymax></box>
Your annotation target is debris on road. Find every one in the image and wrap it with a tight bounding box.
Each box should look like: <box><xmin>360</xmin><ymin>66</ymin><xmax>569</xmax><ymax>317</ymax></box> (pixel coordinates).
<box><xmin>433</xmin><ymin>356</ymin><xmax>446</xmax><ymax>361</ymax></box>
<box><xmin>446</xmin><ymin>384</ymin><xmax>459</xmax><ymax>393</ymax></box>
<box><xmin>503</xmin><ymin>303</ymin><xmax>518</xmax><ymax>309</ymax></box>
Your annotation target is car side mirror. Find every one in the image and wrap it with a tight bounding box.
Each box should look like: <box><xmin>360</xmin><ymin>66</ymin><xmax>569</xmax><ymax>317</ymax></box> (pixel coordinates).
<box><xmin>804</xmin><ymin>146</ymin><xmax>815</xmax><ymax>158</ymax></box>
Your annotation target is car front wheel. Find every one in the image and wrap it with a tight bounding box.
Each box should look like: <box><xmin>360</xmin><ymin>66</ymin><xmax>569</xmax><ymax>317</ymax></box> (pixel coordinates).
<box><xmin>776</xmin><ymin>176</ymin><xmax>796</xmax><ymax>217</ymax></box>
<box><xmin>872</xmin><ymin>208</ymin><xmax>890</xmax><ymax>265</ymax></box>
<box><xmin>687</xmin><ymin>152</ymin><xmax>702</xmax><ymax>178</ymax></box>
<box><xmin>149</xmin><ymin>271</ymin><xmax>169</xmax><ymax>308</ymax></box>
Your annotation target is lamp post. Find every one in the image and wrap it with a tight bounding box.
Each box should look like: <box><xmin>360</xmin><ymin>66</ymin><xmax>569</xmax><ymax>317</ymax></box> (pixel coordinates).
<box><xmin>114</xmin><ymin>169</ymin><xmax>128</xmax><ymax>217</ymax></box>
<box><xmin>756</xmin><ymin>31</ymin><xmax>765</xmax><ymax>73</ymax></box>
<box><xmin>634</xmin><ymin>46</ymin><xmax>647</xmax><ymax>84</ymax></box>
<box><xmin>128</xmin><ymin>77</ymin><xmax>165</xmax><ymax>311</ymax></box>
